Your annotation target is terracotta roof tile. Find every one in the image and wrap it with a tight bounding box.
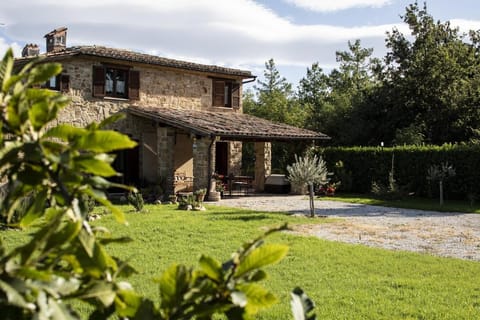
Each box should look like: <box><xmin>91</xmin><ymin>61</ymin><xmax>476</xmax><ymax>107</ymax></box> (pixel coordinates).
<box><xmin>128</xmin><ymin>106</ymin><xmax>330</xmax><ymax>141</ymax></box>
<box><xmin>17</xmin><ymin>46</ymin><xmax>253</xmax><ymax>78</ymax></box>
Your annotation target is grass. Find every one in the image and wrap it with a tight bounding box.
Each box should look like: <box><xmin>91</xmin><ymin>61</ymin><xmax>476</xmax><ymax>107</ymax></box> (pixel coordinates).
<box><xmin>3</xmin><ymin>204</ymin><xmax>480</xmax><ymax>319</ymax></box>
<box><xmin>322</xmin><ymin>193</ymin><xmax>480</xmax><ymax>213</ymax></box>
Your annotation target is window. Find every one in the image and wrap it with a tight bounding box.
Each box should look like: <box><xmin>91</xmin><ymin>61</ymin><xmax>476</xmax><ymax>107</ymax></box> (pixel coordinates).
<box><xmin>212</xmin><ymin>79</ymin><xmax>240</xmax><ymax>108</ymax></box>
<box><xmin>105</xmin><ymin>68</ymin><xmax>127</xmax><ymax>97</ymax></box>
<box><xmin>92</xmin><ymin>65</ymin><xmax>140</xmax><ymax>100</ymax></box>
<box><xmin>44</xmin><ymin>74</ymin><xmax>70</xmax><ymax>92</ymax></box>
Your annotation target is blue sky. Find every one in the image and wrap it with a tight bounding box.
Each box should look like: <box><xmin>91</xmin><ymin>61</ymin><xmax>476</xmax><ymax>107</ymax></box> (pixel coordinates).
<box><xmin>1</xmin><ymin>1</ymin><xmax>480</xmax><ymax>88</ymax></box>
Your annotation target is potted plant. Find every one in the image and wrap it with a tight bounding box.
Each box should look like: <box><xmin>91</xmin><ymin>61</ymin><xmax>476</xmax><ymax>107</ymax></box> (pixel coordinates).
<box><xmin>193</xmin><ymin>188</ymin><xmax>207</xmax><ymax>209</ymax></box>
<box><xmin>215</xmin><ymin>182</ymin><xmax>225</xmax><ymax>197</ymax></box>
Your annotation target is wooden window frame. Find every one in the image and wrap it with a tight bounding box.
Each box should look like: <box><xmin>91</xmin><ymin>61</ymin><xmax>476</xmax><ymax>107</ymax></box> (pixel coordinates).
<box><xmin>44</xmin><ymin>74</ymin><xmax>70</xmax><ymax>93</ymax></box>
<box><xmin>212</xmin><ymin>78</ymin><xmax>240</xmax><ymax>108</ymax></box>
<box><xmin>92</xmin><ymin>64</ymin><xmax>139</xmax><ymax>100</ymax></box>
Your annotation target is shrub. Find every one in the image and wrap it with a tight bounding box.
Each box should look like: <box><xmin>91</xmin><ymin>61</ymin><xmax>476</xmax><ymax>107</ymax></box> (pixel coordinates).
<box><xmin>427</xmin><ymin>162</ymin><xmax>456</xmax><ymax>206</ymax></box>
<box><xmin>317</xmin><ymin>145</ymin><xmax>480</xmax><ymax>200</ymax></box>
<box><xmin>127</xmin><ymin>190</ymin><xmax>145</xmax><ymax>212</ymax></box>
<box><xmin>287</xmin><ymin>154</ymin><xmax>329</xmax><ymax>217</ymax></box>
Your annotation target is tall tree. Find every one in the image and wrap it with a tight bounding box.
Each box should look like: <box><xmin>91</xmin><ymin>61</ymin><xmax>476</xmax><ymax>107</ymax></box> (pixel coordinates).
<box><xmin>244</xmin><ymin>59</ymin><xmax>307</xmax><ymax>172</ymax></box>
<box><xmin>380</xmin><ymin>2</ymin><xmax>480</xmax><ymax>144</ymax></box>
<box><xmin>299</xmin><ymin>40</ymin><xmax>377</xmax><ymax>145</ymax></box>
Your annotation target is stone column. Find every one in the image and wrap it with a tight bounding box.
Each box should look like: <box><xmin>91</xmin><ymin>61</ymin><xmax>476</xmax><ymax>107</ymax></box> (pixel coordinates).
<box><xmin>254</xmin><ymin>142</ymin><xmax>272</xmax><ymax>192</ymax></box>
<box><xmin>193</xmin><ymin>137</ymin><xmax>210</xmax><ymax>191</ymax></box>
<box><xmin>229</xmin><ymin>141</ymin><xmax>242</xmax><ymax>175</ymax></box>
<box><xmin>157</xmin><ymin>126</ymin><xmax>175</xmax><ymax>195</ymax></box>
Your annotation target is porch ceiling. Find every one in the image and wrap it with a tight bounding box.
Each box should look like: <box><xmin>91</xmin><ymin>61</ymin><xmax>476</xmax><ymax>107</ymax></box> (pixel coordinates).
<box><xmin>128</xmin><ymin>106</ymin><xmax>330</xmax><ymax>141</ymax></box>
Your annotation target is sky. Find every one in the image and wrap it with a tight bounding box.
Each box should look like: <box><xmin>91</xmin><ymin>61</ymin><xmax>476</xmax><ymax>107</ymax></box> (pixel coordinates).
<box><xmin>1</xmin><ymin>0</ymin><xmax>480</xmax><ymax>88</ymax></box>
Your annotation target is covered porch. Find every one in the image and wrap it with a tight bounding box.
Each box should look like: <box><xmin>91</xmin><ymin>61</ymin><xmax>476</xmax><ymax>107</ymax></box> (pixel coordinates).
<box><xmin>127</xmin><ymin>106</ymin><xmax>329</xmax><ymax>198</ymax></box>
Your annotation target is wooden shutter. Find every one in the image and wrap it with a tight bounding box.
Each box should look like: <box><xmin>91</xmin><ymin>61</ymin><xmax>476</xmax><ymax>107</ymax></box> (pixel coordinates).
<box><xmin>213</xmin><ymin>80</ymin><xmax>225</xmax><ymax>107</ymax></box>
<box><xmin>129</xmin><ymin>70</ymin><xmax>140</xmax><ymax>100</ymax></box>
<box><xmin>232</xmin><ymin>83</ymin><xmax>240</xmax><ymax>108</ymax></box>
<box><xmin>92</xmin><ymin>66</ymin><xmax>105</xmax><ymax>97</ymax></box>
<box><xmin>60</xmin><ymin>74</ymin><xmax>70</xmax><ymax>93</ymax></box>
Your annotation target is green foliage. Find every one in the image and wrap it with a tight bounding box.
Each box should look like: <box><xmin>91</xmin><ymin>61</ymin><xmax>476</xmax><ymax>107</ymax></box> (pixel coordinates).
<box><xmin>243</xmin><ymin>59</ymin><xmax>309</xmax><ymax>173</ymax></box>
<box><xmin>318</xmin><ymin>144</ymin><xmax>480</xmax><ymax>200</ymax></box>
<box><xmin>377</xmin><ymin>2</ymin><xmax>480</xmax><ymax>145</ymax></box>
<box><xmin>370</xmin><ymin>154</ymin><xmax>404</xmax><ymax>200</ymax></box>
<box><xmin>127</xmin><ymin>191</ymin><xmax>145</xmax><ymax>212</ymax></box>
<box><xmin>298</xmin><ymin>40</ymin><xmax>379</xmax><ymax>146</ymax></box>
<box><xmin>246</xmin><ymin>4</ymin><xmax>480</xmax><ymax>147</ymax></box>
<box><xmin>178</xmin><ymin>193</ymin><xmax>196</xmax><ymax>210</ymax></box>
<box><xmin>394</xmin><ymin>123</ymin><xmax>425</xmax><ymax>146</ymax></box>
<box><xmin>0</xmin><ymin>49</ymin><xmax>139</xmax><ymax>318</ymax></box>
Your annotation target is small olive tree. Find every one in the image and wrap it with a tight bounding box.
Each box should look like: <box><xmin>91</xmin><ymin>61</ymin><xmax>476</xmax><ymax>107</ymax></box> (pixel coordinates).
<box><xmin>287</xmin><ymin>154</ymin><xmax>329</xmax><ymax>217</ymax></box>
<box><xmin>427</xmin><ymin>162</ymin><xmax>456</xmax><ymax>206</ymax></box>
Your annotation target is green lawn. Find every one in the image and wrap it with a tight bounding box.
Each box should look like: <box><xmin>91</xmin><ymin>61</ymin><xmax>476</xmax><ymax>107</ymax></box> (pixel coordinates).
<box><xmin>3</xmin><ymin>204</ymin><xmax>480</xmax><ymax>319</ymax></box>
<box><xmin>322</xmin><ymin>193</ymin><xmax>480</xmax><ymax>213</ymax></box>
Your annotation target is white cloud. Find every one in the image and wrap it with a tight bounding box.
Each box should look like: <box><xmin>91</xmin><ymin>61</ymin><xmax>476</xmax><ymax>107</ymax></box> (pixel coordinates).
<box><xmin>0</xmin><ymin>0</ymin><xmax>403</xmax><ymax>67</ymax></box>
<box><xmin>0</xmin><ymin>0</ymin><xmax>478</xmax><ymax>86</ymax></box>
<box><xmin>284</xmin><ymin>0</ymin><xmax>392</xmax><ymax>12</ymax></box>
<box><xmin>0</xmin><ymin>37</ymin><xmax>21</xmax><ymax>57</ymax></box>
<box><xmin>450</xmin><ymin>19</ymin><xmax>480</xmax><ymax>33</ymax></box>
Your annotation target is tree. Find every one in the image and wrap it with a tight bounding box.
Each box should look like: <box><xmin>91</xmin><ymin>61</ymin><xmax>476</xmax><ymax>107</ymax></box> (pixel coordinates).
<box><xmin>287</xmin><ymin>154</ymin><xmax>329</xmax><ymax>217</ymax></box>
<box><xmin>380</xmin><ymin>2</ymin><xmax>480</xmax><ymax>145</ymax></box>
<box><xmin>245</xmin><ymin>59</ymin><xmax>308</xmax><ymax>173</ymax></box>
<box><xmin>298</xmin><ymin>40</ymin><xmax>378</xmax><ymax>146</ymax></box>
<box><xmin>298</xmin><ymin>62</ymin><xmax>330</xmax><ymax>134</ymax></box>
<box><xmin>251</xmin><ymin>58</ymin><xmax>304</xmax><ymax>126</ymax></box>
<box><xmin>427</xmin><ymin>162</ymin><xmax>456</xmax><ymax>206</ymax></box>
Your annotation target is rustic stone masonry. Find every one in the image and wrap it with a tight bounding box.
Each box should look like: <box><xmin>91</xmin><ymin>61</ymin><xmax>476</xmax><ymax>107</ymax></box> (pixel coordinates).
<box><xmin>52</xmin><ymin>57</ymin><xmax>245</xmax><ymax>190</ymax></box>
<box><xmin>193</xmin><ymin>137</ymin><xmax>212</xmax><ymax>191</ymax></box>
<box><xmin>157</xmin><ymin>126</ymin><xmax>176</xmax><ymax>195</ymax></box>
<box><xmin>58</xmin><ymin>58</ymin><xmax>219</xmax><ymax>127</ymax></box>
<box><xmin>254</xmin><ymin>142</ymin><xmax>272</xmax><ymax>191</ymax></box>
<box><xmin>229</xmin><ymin>141</ymin><xmax>243</xmax><ymax>175</ymax></box>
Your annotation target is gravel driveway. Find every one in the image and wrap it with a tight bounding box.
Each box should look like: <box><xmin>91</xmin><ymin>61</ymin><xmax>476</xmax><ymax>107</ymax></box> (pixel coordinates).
<box><xmin>212</xmin><ymin>195</ymin><xmax>480</xmax><ymax>261</ymax></box>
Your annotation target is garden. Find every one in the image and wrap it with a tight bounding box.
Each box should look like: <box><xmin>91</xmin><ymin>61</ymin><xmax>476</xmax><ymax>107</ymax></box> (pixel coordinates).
<box><xmin>3</xmin><ymin>204</ymin><xmax>480</xmax><ymax>319</ymax></box>
<box><xmin>1</xmin><ymin>29</ymin><xmax>480</xmax><ymax>318</ymax></box>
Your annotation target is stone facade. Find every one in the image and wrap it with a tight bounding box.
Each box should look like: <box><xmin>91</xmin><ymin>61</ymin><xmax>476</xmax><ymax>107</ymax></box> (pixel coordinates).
<box><xmin>229</xmin><ymin>141</ymin><xmax>243</xmax><ymax>176</ymax></box>
<box><xmin>254</xmin><ymin>142</ymin><xmax>272</xmax><ymax>192</ymax></box>
<box><xmin>57</xmin><ymin>58</ymin><xmax>244</xmax><ymax>130</ymax></box>
<box><xmin>54</xmin><ymin>57</ymin><xmax>248</xmax><ymax>193</ymax></box>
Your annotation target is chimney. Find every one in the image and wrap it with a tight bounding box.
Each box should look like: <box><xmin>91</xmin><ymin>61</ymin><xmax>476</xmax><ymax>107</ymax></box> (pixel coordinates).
<box><xmin>44</xmin><ymin>27</ymin><xmax>67</xmax><ymax>53</ymax></box>
<box><xmin>21</xmin><ymin>43</ymin><xmax>40</xmax><ymax>57</ymax></box>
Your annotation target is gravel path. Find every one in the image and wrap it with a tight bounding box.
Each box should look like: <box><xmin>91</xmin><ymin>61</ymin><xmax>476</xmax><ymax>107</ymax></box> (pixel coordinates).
<box><xmin>211</xmin><ymin>195</ymin><xmax>480</xmax><ymax>261</ymax></box>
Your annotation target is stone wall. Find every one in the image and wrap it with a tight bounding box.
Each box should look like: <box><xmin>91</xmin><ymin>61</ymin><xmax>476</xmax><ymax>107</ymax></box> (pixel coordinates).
<box><xmin>55</xmin><ymin>57</ymin><xmax>245</xmax><ymax>190</ymax></box>
<box><xmin>193</xmin><ymin>137</ymin><xmax>212</xmax><ymax>191</ymax></box>
<box><xmin>229</xmin><ymin>141</ymin><xmax>243</xmax><ymax>175</ymax></box>
<box><xmin>254</xmin><ymin>142</ymin><xmax>272</xmax><ymax>191</ymax></box>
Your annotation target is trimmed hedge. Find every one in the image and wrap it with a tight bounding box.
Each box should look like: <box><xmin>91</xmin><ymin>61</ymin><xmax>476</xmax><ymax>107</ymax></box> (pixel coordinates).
<box><xmin>316</xmin><ymin>145</ymin><xmax>480</xmax><ymax>200</ymax></box>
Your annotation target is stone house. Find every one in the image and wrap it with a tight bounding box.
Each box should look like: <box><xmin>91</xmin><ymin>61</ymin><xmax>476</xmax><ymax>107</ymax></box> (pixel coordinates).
<box><xmin>16</xmin><ymin>27</ymin><xmax>329</xmax><ymax>196</ymax></box>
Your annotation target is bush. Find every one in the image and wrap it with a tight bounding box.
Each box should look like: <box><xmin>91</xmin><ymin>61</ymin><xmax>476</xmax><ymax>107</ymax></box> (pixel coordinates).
<box><xmin>127</xmin><ymin>190</ymin><xmax>145</xmax><ymax>212</ymax></box>
<box><xmin>316</xmin><ymin>144</ymin><xmax>480</xmax><ymax>200</ymax></box>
